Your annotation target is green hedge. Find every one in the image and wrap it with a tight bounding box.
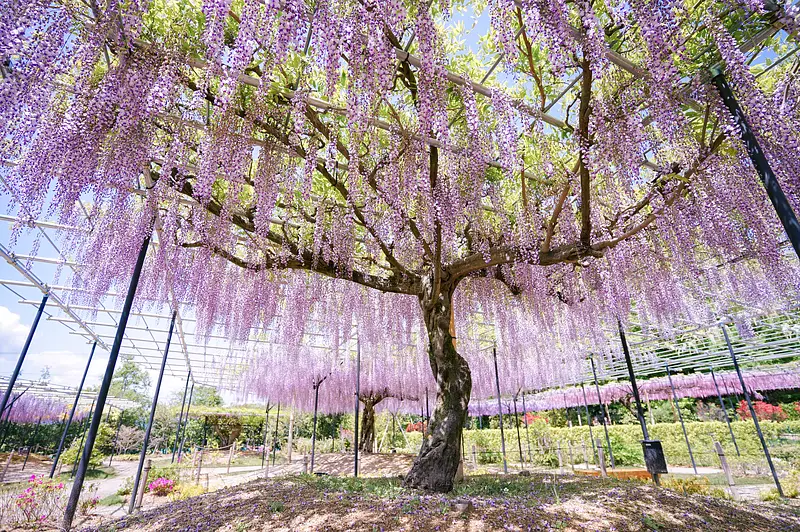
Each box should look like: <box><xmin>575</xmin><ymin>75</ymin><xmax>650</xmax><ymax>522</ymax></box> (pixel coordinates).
<box><xmin>446</xmin><ymin>420</ymin><xmax>800</xmax><ymax>469</ymax></box>
<box><xmin>282</xmin><ymin>419</ymin><xmax>800</xmax><ymax>472</ymax></box>
<box><xmin>378</xmin><ymin>420</ymin><xmax>800</xmax><ymax>470</ymax></box>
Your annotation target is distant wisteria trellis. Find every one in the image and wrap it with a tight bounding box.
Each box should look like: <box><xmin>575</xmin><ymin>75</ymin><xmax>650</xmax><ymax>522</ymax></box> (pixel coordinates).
<box><xmin>2</xmin><ymin>395</ymin><xmax>77</xmax><ymax>424</ymax></box>
<box><xmin>469</xmin><ymin>365</ymin><xmax>800</xmax><ymax>416</ymax></box>
<box><xmin>1</xmin><ymin>0</ymin><xmax>800</xmax><ymax>420</ymax></box>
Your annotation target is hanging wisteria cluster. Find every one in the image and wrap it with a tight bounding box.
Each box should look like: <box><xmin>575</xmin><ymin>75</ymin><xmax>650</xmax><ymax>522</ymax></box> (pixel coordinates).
<box><xmin>2</xmin><ymin>395</ymin><xmax>75</xmax><ymax>424</ymax></box>
<box><xmin>2</xmin><ymin>0</ymin><xmax>800</xmax><ymax>422</ymax></box>
<box><xmin>468</xmin><ymin>365</ymin><xmax>800</xmax><ymax>416</ymax></box>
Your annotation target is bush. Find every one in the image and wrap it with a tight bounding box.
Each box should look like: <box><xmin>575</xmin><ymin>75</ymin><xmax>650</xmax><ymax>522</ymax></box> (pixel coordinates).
<box><xmin>452</xmin><ymin>420</ymin><xmax>800</xmax><ymax>470</ymax></box>
<box><xmin>79</xmin><ymin>484</ymin><xmax>99</xmax><ymax>515</ymax></box>
<box><xmin>168</xmin><ymin>483</ymin><xmax>206</xmax><ymax>501</ymax></box>
<box><xmin>116</xmin><ymin>478</ymin><xmax>133</xmax><ymax>496</ymax></box>
<box><xmin>148</xmin><ymin>477</ymin><xmax>175</xmax><ymax>496</ymax></box>
<box><xmin>661</xmin><ymin>476</ymin><xmax>731</xmax><ymax>499</ymax></box>
<box><xmin>60</xmin><ymin>438</ymin><xmax>105</xmax><ymax>469</ymax></box>
<box><xmin>662</xmin><ymin>476</ymin><xmax>711</xmax><ymax>495</ymax></box>
<box><xmin>737</xmin><ymin>401</ymin><xmax>788</xmax><ymax>422</ymax></box>
<box><xmin>2</xmin><ymin>475</ymin><xmax>67</xmax><ymax>528</ymax></box>
<box><xmin>607</xmin><ymin>434</ymin><xmax>641</xmax><ymax>466</ymax></box>
<box><xmin>781</xmin><ymin>469</ymin><xmax>800</xmax><ymax>498</ymax></box>
<box><xmin>148</xmin><ymin>464</ymin><xmax>180</xmax><ymax>484</ymax></box>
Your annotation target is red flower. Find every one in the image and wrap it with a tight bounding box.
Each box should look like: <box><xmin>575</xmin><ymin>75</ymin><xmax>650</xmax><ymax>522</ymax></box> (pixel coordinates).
<box><xmin>737</xmin><ymin>400</ymin><xmax>787</xmax><ymax>421</ymax></box>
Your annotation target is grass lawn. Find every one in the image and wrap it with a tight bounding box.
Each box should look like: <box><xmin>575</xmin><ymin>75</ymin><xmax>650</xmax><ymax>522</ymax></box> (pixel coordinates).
<box><xmin>56</xmin><ymin>467</ymin><xmax>115</xmax><ymax>480</ymax></box>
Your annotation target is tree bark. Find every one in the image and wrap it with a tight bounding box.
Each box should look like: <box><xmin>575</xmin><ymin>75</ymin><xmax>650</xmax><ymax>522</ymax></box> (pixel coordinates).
<box><xmin>404</xmin><ymin>281</ymin><xmax>471</xmax><ymax>492</ymax></box>
<box><xmin>358</xmin><ymin>395</ymin><xmax>383</xmax><ymax>453</ymax></box>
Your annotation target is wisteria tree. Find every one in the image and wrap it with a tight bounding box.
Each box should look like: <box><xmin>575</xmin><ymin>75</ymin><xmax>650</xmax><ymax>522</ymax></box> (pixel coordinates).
<box><xmin>3</xmin><ymin>0</ymin><xmax>799</xmax><ymax>492</ymax></box>
<box><xmin>358</xmin><ymin>389</ymin><xmax>390</xmax><ymax>452</ymax></box>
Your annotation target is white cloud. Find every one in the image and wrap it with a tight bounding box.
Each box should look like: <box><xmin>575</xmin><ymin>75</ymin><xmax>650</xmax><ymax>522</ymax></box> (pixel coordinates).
<box><xmin>0</xmin><ymin>306</ymin><xmax>29</xmax><ymax>350</ymax></box>
<box><xmin>0</xmin><ymin>349</ymin><xmax>107</xmax><ymax>388</ymax></box>
<box><xmin>30</xmin><ymin>350</ymin><xmax>107</xmax><ymax>387</ymax></box>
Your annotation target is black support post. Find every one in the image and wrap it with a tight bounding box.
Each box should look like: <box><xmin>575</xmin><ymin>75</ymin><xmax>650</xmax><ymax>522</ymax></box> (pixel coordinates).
<box><xmin>177</xmin><ymin>382</ymin><xmax>194</xmax><ymax>463</ymax></box>
<box><xmin>107</xmin><ymin>411</ymin><xmax>124</xmax><ymax>467</ymax></box>
<box><xmin>310</xmin><ymin>379</ymin><xmax>322</xmax><ymax>474</ymax></box>
<box><xmin>492</xmin><ymin>346</ymin><xmax>508</xmax><ymax>474</ymax></box>
<box><xmin>22</xmin><ymin>415</ymin><xmax>43</xmax><ymax>471</ymax></box>
<box><xmin>619</xmin><ymin>320</ymin><xmax>660</xmax><ymax>485</ymax></box>
<box><xmin>51</xmin><ymin>342</ymin><xmax>96</xmax><ymax>478</ymax></box>
<box><xmin>0</xmin><ymin>294</ymin><xmax>48</xmax><ymax>420</ymax></box>
<box><xmin>712</xmin><ymin>69</ymin><xmax>800</xmax><ymax>261</ymax></box>
<box><xmin>710</xmin><ymin>367</ymin><xmax>740</xmax><ymax>456</ymax></box>
<box><xmin>353</xmin><ymin>338</ymin><xmax>361</xmax><ymax>478</ymax></box>
<box><xmin>71</xmin><ymin>399</ymin><xmax>95</xmax><ymax>478</ymax></box>
<box><xmin>512</xmin><ymin>391</ymin><xmax>524</xmax><ymax>468</ymax></box>
<box><xmin>590</xmin><ymin>356</ymin><xmax>615</xmax><ymax>469</ymax></box>
<box><xmin>271</xmin><ymin>403</ymin><xmax>280</xmax><ymax>466</ymax></box>
<box><xmin>619</xmin><ymin>322</ymin><xmax>649</xmax><ymax>440</ymax></box>
<box><xmin>721</xmin><ymin>324</ymin><xmax>783</xmax><ymax>496</ymax></box>
<box><xmin>171</xmin><ymin>372</ymin><xmax>191</xmax><ymax>463</ymax></box>
<box><xmin>666</xmin><ymin>365</ymin><xmax>697</xmax><ymax>475</ymax></box>
<box><xmin>128</xmin><ymin>310</ymin><xmax>175</xmax><ymax>513</ymax></box>
<box><xmin>63</xmin><ymin>229</ymin><xmax>151</xmax><ymax>531</ymax></box>
<box><xmin>261</xmin><ymin>402</ymin><xmax>270</xmax><ymax>468</ymax></box>
<box><xmin>521</xmin><ymin>391</ymin><xmax>531</xmax><ymax>462</ymax></box>
<box><xmin>580</xmin><ymin>384</ymin><xmax>598</xmax><ymax>464</ymax></box>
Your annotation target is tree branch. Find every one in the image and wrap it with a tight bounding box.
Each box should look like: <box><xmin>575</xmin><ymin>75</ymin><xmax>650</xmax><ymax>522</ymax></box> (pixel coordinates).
<box><xmin>182</xmin><ymin>240</ymin><xmax>419</xmax><ymax>295</ymax></box>
<box><xmin>430</xmin><ymin>146</ymin><xmax>442</xmax><ymax>307</ymax></box>
<box><xmin>542</xmin><ymin>161</ymin><xmax>579</xmax><ymax>253</ymax></box>
<box><xmin>594</xmin><ymin>133</ymin><xmax>727</xmax><ymax>251</ymax></box>
<box><xmin>578</xmin><ymin>58</ymin><xmax>593</xmax><ymax>247</ymax></box>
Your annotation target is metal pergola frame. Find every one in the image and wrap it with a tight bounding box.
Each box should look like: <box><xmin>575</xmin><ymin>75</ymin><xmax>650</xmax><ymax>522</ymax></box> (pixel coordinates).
<box><xmin>0</xmin><ymin>376</ymin><xmax>141</xmax><ymax>413</ymax></box>
<box><xmin>1</xmin><ymin>1</ymin><xmax>799</xmax><ymax>401</ymax></box>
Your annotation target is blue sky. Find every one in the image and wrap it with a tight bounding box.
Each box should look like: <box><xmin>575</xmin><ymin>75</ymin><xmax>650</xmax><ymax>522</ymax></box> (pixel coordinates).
<box><xmin>0</xmin><ymin>191</ymin><xmax>189</xmax><ymax>403</ymax></box>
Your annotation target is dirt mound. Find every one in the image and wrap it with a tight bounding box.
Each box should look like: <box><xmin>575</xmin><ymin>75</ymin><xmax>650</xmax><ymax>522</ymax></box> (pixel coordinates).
<box><xmin>80</xmin><ymin>473</ymin><xmax>800</xmax><ymax>531</ymax></box>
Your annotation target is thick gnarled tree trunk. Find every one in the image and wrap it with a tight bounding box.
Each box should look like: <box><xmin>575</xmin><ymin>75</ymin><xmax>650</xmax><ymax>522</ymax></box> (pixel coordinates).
<box><xmin>404</xmin><ymin>281</ymin><xmax>471</xmax><ymax>492</ymax></box>
<box><xmin>358</xmin><ymin>394</ymin><xmax>385</xmax><ymax>452</ymax></box>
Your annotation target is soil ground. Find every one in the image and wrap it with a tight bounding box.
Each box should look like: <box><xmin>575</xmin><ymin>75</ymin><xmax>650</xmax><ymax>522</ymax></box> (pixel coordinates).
<box><xmin>78</xmin><ymin>471</ymin><xmax>800</xmax><ymax>532</ymax></box>
<box><xmin>4</xmin><ymin>452</ymin><xmax>798</xmax><ymax>531</ymax></box>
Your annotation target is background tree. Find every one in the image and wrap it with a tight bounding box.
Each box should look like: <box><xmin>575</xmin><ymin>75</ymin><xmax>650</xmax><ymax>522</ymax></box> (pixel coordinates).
<box><xmin>108</xmin><ymin>358</ymin><xmax>152</xmax><ymax>407</ymax></box>
<box><xmin>358</xmin><ymin>390</ymin><xmax>389</xmax><ymax>453</ymax></box>
<box><xmin>191</xmin><ymin>386</ymin><xmax>224</xmax><ymax>407</ymax></box>
<box><xmin>114</xmin><ymin>426</ymin><xmax>145</xmax><ymax>455</ymax></box>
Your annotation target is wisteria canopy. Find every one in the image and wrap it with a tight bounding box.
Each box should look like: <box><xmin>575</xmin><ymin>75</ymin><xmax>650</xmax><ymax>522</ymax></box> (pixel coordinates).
<box><xmin>2</xmin><ymin>0</ymin><xmax>800</xmax><ymax>491</ymax></box>
<box><xmin>0</xmin><ymin>395</ymin><xmax>77</xmax><ymax>424</ymax></box>
<box><xmin>469</xmin><ymin>364</ymin><xmax>800</xmax><ymax>416</ymax></box>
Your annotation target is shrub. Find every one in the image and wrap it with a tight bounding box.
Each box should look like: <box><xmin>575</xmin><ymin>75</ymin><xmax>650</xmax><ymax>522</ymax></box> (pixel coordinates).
<box><xmin>405</xmin><ymin>421</ymin><xmax>424</xmax><ymax>433</ymax></box>
<box><xmin>116</xmin><ymin>478</ymin><xmax>133</xmax><ymax>496</ymax></box>
<box><xmin>781</xmin><ymin>469</ymin><xmax>800</xmax><ymax>498</ymax></box>
<box><xmin>607</xmin><ymin>434</ymin><xmax>641</xmax><ymax>466</ymax></box>
<box><xmin>168</xmin><ymin>483</ymin><xmax>206</xmax><ymax>501</ymax></box>
<box><xmin>736</xmin><ymin>401</ymin><xmax>787</xmax><ymax>422</ymax></box>
<box><xmin>79</xmin><ymin>484</ymin><xmax>99</xmax><ymax>515</ymax></box>
<box><xmin>60</xmin><ymin>438</ymin><xmax>105</xmax><ymax>469</ymax></box>
<box><xmin>662</xmin><ymin>476</ymin><xmax>713</xmax><ymax>495</ymax></box>
<box><xmin>147</xmin><ymin>478</ymin><xmax>175</xmax><ymax>496</ymax></box>
<box><xmin>148</xmin><ymin>464</ymin><xmax>180</xmax><ymax>484</ymax></box>
<box><xmin>5</xmin><ymin>475</ymin><xmax>67</xmax><ymax>527</ymax></box>
<box><xmin>660</xmin><ymin>476</ymin><xmax>730</xmax><ymax>499</ymax></box>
